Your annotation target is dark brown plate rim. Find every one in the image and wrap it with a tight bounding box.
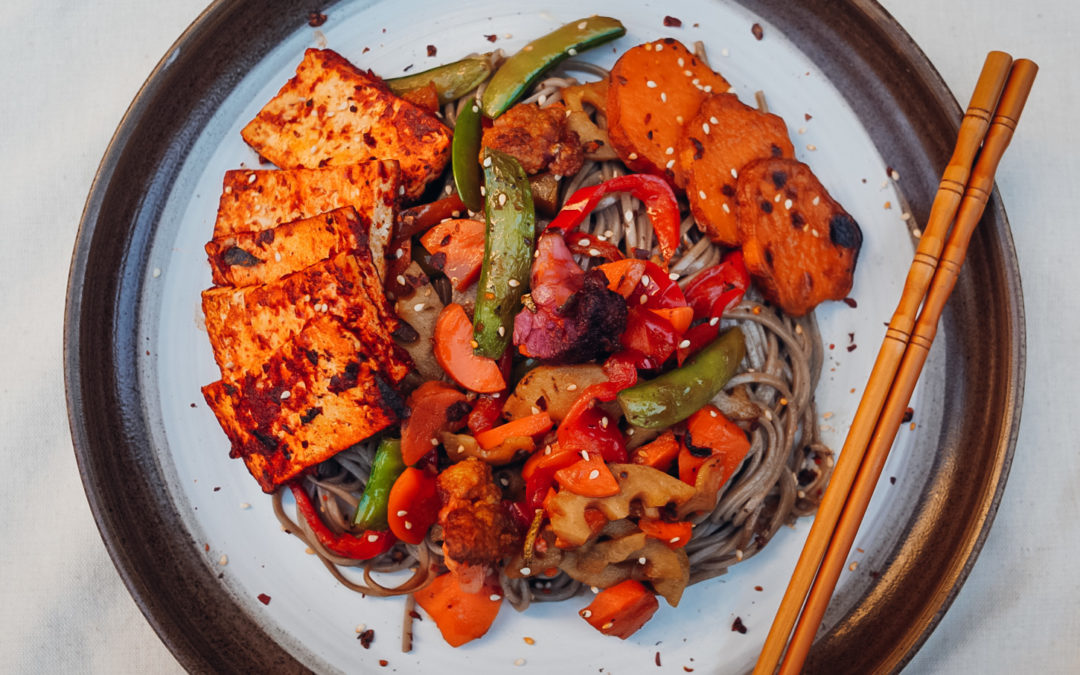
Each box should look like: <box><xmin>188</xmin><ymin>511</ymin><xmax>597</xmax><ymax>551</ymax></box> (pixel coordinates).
<box><xmin>64</xmin><ymin>0</ymin><xmax>1025</xmax><ymax>672</ymax></box>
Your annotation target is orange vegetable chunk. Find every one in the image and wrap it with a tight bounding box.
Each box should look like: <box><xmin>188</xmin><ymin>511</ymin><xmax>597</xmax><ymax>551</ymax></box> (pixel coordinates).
<box><xmin>414</xmin><ymin>572</ymin><xmax>502</xmax><ymax>647</ymax></box>
<box><xmin>579</xmin><ymin>579</ymin><xmax>659</xmax><ymax>639</ymax></box>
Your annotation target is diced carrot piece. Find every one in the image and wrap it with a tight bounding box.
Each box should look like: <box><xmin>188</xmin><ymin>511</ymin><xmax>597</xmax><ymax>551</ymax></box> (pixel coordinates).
<box><xmin>579</xmin><ymin>579</ymin><xmax>659</xmax><ymax>639</ymax></box>
<box><xmin>630</xmin><ymin>430</ymin><xmax>680</xmax><ymax>472</ymax></box>
<box><xmin>414</xmin><ymin>572</ymin><xmax>502</xmax><ymax>647</ymax></box>
<box><xmin>637</xmin><ymin>518</ymin><xmax>693</xmax><ymax>549</ymax></box>
<box><xmin>595</xmin><ymin>258</ymin><xmax>647</xmax><ymax>298</ymax></box>
<box><xmin>401</xmin><ymin>381</ymin><xmax>468</xmax><ymax>466</ymax></box>
<box><xmin>387</xmin><ymin>467</ymin><xmax>439</xmax><ymax>544</ymax></box>
<box><xmin>607</xmin><ymin>39</ymin><xmax>731</xmax><ymax>188</ymax></box>
<box><xmin>434</xmin><ymin>303</ymin><xmax>507</xmax><ymax>393</ymax></box>
<box><xmin>400</xmin><ymin>81</ymin><xmax>440</xmax><ymax>114</ymax></box>
<box><xmin>677</xmin><ymin>93</ymin><xmax>795</xmax><ymax>246</ymax></box>
<box><xmin>647</xmin><ymin>306</ymin><xmax>693</xmax><ymax>335</ymax></box>
<box><xmin>474</xmin><ymin>412</ymin><xmax>553</xmax><ymax>450</ymax></box>
<box><xmin>736</xmin><ymin>157</ymin><xmax>862</xmax><ymax>316</ymax></box>
<box><xmin>554</xmin><ymin>454</ymin><xmax>620</xmax><ymax>497</ymax></box>
<box><xmin>678</xmin><ymin>405</ymin><xmax>751</xmax><ymax>486</ymax></box>
<box><xmin>419</xmin><ymin>218</ymin><xmax>486</xmax><ymax>291</ymax></box>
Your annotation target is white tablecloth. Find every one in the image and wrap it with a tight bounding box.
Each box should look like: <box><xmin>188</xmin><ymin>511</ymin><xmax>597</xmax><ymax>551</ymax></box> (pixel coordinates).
<box><xmin>2</xmin><ymin>1</ymin><xmax>1075</xmax><ymax>672</ymax></box>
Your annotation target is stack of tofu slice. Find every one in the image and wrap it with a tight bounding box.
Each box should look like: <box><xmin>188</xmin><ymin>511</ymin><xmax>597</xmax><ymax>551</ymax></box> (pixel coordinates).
<box><xmin>200</xmin><ymin>48</ymin><xmax>452</xmax><ymax>492</ymax></box>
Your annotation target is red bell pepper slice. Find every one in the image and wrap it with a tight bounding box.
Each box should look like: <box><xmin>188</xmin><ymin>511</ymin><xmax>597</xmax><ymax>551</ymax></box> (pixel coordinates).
<box><xmin>522</xmin><ymin>444</ymin><xmax>579</xmax><ymax>509</ymax></box>
<box><xmin>683</xmin><ymin>250</ymin><xmax>750</xmax><ymax>319</ymax></box>
<box><xmin>386</xmin><ymin>467</ymin><xmax>439</xmax><ymax>545</ymax></box>
<box><xmin>558</xmin><ymin>405</ymin><xmax>627</xmax><ymax>463</ymax></box>
<box><xmin>597</xmin><ymin>258</ymin><xmax>687</xmax><ymax>310</ymax></box>
<box><xmin>564</xmin><ymin>230</ymin><xmax>624</xmax><ymax>262</ymax></box>
<box><xmin>395</xmin><ymin>193</ymin><xmax>467</xmax><ymax>243</ymax></box>
<box><xmin>288</xmin><ymin>483</ymin><xmax>395</xmax><ymax>560</ymax></box>
<box><xmin>675</xmin><ymin>321</ymin><xmax>720</xmax><ymax>366</ymax></box>
<box><xmin>620</xmin><ymin>306</ymin><xmax>680</xmax><ymax>366</ymax></box>
<box><xmin>546</xmin><ymin>174</ymin><xmax>681</xmax><ymax>261</ymax></box>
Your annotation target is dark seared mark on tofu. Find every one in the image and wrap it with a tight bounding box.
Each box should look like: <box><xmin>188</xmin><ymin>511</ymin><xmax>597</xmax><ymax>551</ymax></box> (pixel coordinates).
<box><xmin>222</xmin><ymin>247</ymin><xmax>262</xmax><ymax>267</ymax></box>
<box><xmin>829</xmin><ymin>213</ymin><xmax>862</xmax><ymax>249</ymax></box>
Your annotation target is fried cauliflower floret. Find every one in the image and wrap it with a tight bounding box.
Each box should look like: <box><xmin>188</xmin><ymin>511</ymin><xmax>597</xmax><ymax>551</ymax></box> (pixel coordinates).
<box><xmin>481</xmin><ymin>102</ymin><xmax>584</xmax><ymax>176</ymax></box>
<box><xmin>437</xmin><ymin>458</ymin><xmax>520</xmax><ymax>570</ymax></box>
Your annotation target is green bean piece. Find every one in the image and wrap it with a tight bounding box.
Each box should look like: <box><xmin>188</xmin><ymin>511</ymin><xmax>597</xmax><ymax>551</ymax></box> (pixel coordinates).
<box><xmin>452</xmin><ymin>98</ymin><xmax>484</xmax><ymax>213</ymax></box>
<box><xmin>386</xmin><ymin>54</ymin><xmax>493</xmax><ymax>105</ymax></box>
<box><xmin>480</xmin><ymin>16</ymin><xmax>626</xmax><ymax>118</ymax></box>
<box><xmin>472</xmin><ymin>148</ymin><xmax>535</xmax><ymax>359</ymax></box>
<box><xmin>617</xmin><ymin>328</ymin><xmax>746</xmax><ymax>429</ymax></box>
<box><xmin>352</xmin><ymin>438</ymin><xmax>406</xmax><ymax>530</ymax></box>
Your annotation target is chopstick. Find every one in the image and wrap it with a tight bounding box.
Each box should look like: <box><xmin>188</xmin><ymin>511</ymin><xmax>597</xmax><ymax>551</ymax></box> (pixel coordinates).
<box><xmin>753</xmin><ymin>52</ymin><xmax>1036</xmax><ymax>675</ymax></box>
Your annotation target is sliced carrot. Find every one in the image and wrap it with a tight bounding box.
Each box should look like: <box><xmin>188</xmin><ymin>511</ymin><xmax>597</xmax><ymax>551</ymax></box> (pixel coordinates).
<box><xmin>607</xmin><ymin>39</ymin><xmax>731</xmax><ymax>188</ymax></box>
<box><xmin>637</xmin><ymin>518</ymin><xmax>693</xmax><ymax>549</ymax></box>
<box><xmin>647</xmin><ymin>306</ymin><xmax>693</xmax><ymax>335</ymax></box>
<box><xmin>414</xmin><ymin>572</ymin><xmax>502</xmax><ymax>647</ymax></box>
<box><xmin>434</xmin><ymin>303</ymin><xmax>506</xmax><ymax>393</ymax></box>
<box><xmin>419</xmin><ymin>218</ymin><xmax>486</xmax><ymax>291</ymax></box>
<box><xmin>554</xmin><ymin>454</ymin><xmax>620</xmax><ymax>498</ymax></box>
<box><xmin>629</xmin><ymin>430</ymin><xmax>680</xmax><ymax>472</ymax></box>
<box><xmin>400</xmin><ymin>81</ymin><xmax>440</xmax><ymax>115</ymax></box>
<box><xmin>677</xmin><ymin>93</ymin><xmax>795</xmax><ymax>246</ymax></box>
<box><xmin>595</xmin><ymin>258</ymin><xmax>647</xmax><ymax>298</ymax></box>
<box><xmin>401</xmin><ymin>381</ymin><xmax>469</xmax><ymax>465</ymax></box>
<box><xmin>475</xmin><ymin>411</ymin><xmax>553</xmax><ymax>450</ymax></box>
<box><xmin>387</xmin><ymin>467</ymin><xmax>439</xmax><ymax>544</ymax></box>
<box><xmin>736</xmin><ymin>156</ymin><xmax>862</xmax><ymax>316</ymax></box>
<box><xmin>579</xmin><ymin>578</ymin><xmax>659</xmax><ymax>639</ymax></box>
<box><xmin>678</xmin><ymin>405</ymin><xmax>751</xmax><ymax>486</ymax></box>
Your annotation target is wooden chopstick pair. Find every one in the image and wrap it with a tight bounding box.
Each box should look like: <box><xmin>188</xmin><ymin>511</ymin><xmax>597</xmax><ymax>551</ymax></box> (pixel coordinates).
<box><xmin>754</xmin><ymin>53</ymin><xmax>1038</xmax><ymax>675</ymax></box>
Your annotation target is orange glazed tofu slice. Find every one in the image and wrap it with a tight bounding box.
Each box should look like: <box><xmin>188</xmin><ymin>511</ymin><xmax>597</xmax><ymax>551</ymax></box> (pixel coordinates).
<box><xmin>735</xmin><ymin>157</ymin><xmax>862</xmax><ymax>316</ymax></box>
<box><xmin>202</xmin><ymin>250</ymin><xmax>410</xmax><ymax>384</ymax></box>
<box><xmin>678</xmin><ymin>94</ymin><xmax>794</xmax><ymax>246</ymax></box>
<box><xmin>206</xmin><ymin>206</ymin><xmax>371</xmax><ymax>287</ymax></box>
<box><xmin>606</xmin><ymin>39</ymin><xmax>730</xmax><ymax>188</ymax></box>
<box><xmin>212</xmin><ymin>162</ymin><xmax>399</xmax><ymax>278</ymax></box>
<box><xmin>240</xmin><ymin>48</ymin><xmax>451</xmax><ymax>201</ymax></box>
<box><xmin>202</xmin><ymin>315</ymin><xmax>405</xmax><ymax>492</ymax></box>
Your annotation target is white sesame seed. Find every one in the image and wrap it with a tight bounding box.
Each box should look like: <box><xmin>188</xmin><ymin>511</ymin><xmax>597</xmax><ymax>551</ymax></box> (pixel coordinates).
<box><xmin>492</xmin><ymin>392</ymin><xmax>500</xmax><ymax>399</ymax></box>
<box><xmin>784</xmin><ymin>198</ymin><xmax>793</xmax><ymax>210</ymax></box>
<box><xmin>807</xmin><ymin>144</ymin><xmax>817</xmax><ymax>151</ymax></box>
<box><xmin>581</xmin><ymin>610</ymin><xmax>592</xmax><ymax>618</ymax></box>
<box><xmin>247</xmin><ymin>173</ymin><xmax>257</xmax><ymax>184</ymax></box>
<box><xmin>152</xmin><ymin>267</ymin><xmax>162</xmax><ymax>278</ymax></box>
<box><xmin>890</xmin><ymin>169</ymin><xmax>901</xmax><ymax>181</ymax></box>
<box><xmin>913</xmin><ymin>228</ymin><xmax>923</xmax><ymax>238</ymax></box>
<box><xmin>721</xmin><ymin>47</ymin><xmax>730</xmax><ymax>57</ymax></box>
<box><xmin>399</xmin><ymin>185</ymin><xmax>406</xmax><ymax>195</ymax></box>
<box><xmin>629</xmin><ymin>152</ymin><xmax>638</xmax><ymax>160</ymax></box>
<box><xmin>669</xmin><ymin>536</ymin><xmax>680</xmax><ymax>544</ymax></box>
<box><xmin>224</xmin><ymin>186</ymin><xmax>233</xmax><ymax>194</ymax></box>
<box><xmin>580</xmin><ymin>450</ymin><xmax>590</xmax><ymax>461</ymax></box>
<box><xmin>413</xmin><ymin>302</ymin><xmax>425</xmax><ymax>312</ymax></box>
<box><xmin>812</xmin><ymin>196</ymin><xmax>821</xmax><ymax>206</ymax></box>
<box><xmin>730</xmin><ymin>167</ymin><xmax>739</xmax><ymax>179</ymax></box>
<box><xmin>395</xmin><ymin>274</ymin><xmax>406</xmax><ymax>285</ymax></box>
<box><xmin>676</xmin><ymin>115</ymin><xmax>684</xmax><ymax>124</ymax></box>
<box><xmin>678</xmin><ymin>339</ymin><xmax>690</xmax><ymax>348</ymax></box>
<box><xmin>280</xmin><ymin>390</ymin><xmax>291</xmax><ymax>400</ymax></box>
<box><xmin>589</xmin><ymin>248</ymin><xmax>602</xmax><ymax>257</ymax></box>
<box><xmin>722</xmin><ymin>203</ymin><xmax>731</xmax><ymax>214</ymax></box>
<box><xmin>430</xmin><ymin>437</ymin><xmax>439</xmax><ymax>446</ymax></box>
<box><xmin>480</xmin><ymin>185</ymin><xmax>486</xmax><ymax>196</ymax></box>
<box><xmin>588</xmin><ymin>469</ymin><xmax>600</xmax><ymax>480</ymax></box>
<box><xmin>490</xmin><ymin>593</ymin><xmax>501</xmax><ymax>601</ymax></box>
<box><xmin>577</xmin><ymin>20</ymin><xmax>587</xmax><ymax>29</ymax></box>
<box><xmin>901</xmin><ymin>212</ymin><xmax>912</xmax><ymax>221</ymax></box>
<box><xmin>660</xmin><ymin>92</ymin><xmax>667</xmax><ymax>103</ymax></box>
<box><xmin>798</xmin><ymin>126</ymin><xmax>807</xmax><ymax>135</ymax></box>
<box><xmin>710</xmin><ymin>409</ymin><xmax>718</xmax><ymax>417</ymax></box>
<box><xmin>240</xmin><ymin>502</ymin><xmax>251</xmax><ymax>509</ymax></box>
<box><xmin>367</xmin><ymin>534</ymin><xmax>379</xmax><ymax>542</ymax></box>
<box><xmin>219</xmin><ymin>554</ymin><xmax>228</xmax><ymax>565</ymax></box>
<box><xmin>626</xmin><ymin>428</ymin><xmax>635</xmax><ymax>435</ymax></box>
<box><xmin>483</xmin><ymin>156</ymin><xmax>492</xmax><ymax>167</ymax></box>
<box><xmin>699</xmin><ymin>190</ymin><xmax>707</xmax><ymax>200</ymax></box>
<box><xmin>639</xmin><ymin>294</ymin><xmax>648</xmax><ymax>305</ymax></box>
<box><xmin>704</xmin><ymin>85</ymin><xmax>712</xmax><ymax>92</ymax></box>
<box><xmin>456</xmin><ymin>444</ymin><xmax>465</xmax><ymax>454</ymax></box>
<box><xmin>498</xmin><ymin>325</ymin><xmax>506</xmax><ymax>337</ymax></box>
<box><xmin>568</xmin><ymin>48</ymin><xmax>578</xmax><ymax>56</ymax></box>
<box><xmin>775</xmin><ymin>193</ymin><xmax>782</xmax><ymax>203</ymax></box>
<box><xmin>600</xmin><ymin>416</ymin><xmax>609</xmax><ymax>429</ymax></box>
<box><xmin>396</xmin><ymin>510</ymin><xmax>408</xmax><ymax>517</ymax></box>
<box><xmin>395</xmin><ymin>248</ymin><xmax>405</xmax><ymax>259</ymax></box>
<box><xmin>591</xmin><ymin>586</ymin><xmax>600</xmax><ymax>594</ymax></box>
<box><xmin>567</xmin><ymin>383</ymin><xmax>578</xmax><ymax>391</ymax></box>
<box><xmin>531</xmin><ymin>405</ymin><xmax>540</xmax><ymax>415</ymax></box>
<box><xmin>646</xmin><ymin>80</ymin><xmax>657</xmax><ymax>88</ymax></box>
<box><xmin>709</xmin><ymin>317</ymin><xmax>720</xmax><ymax>326</ymax></box>
<box><xmin>678</xmin><ymin>57</ymin><xmax>685</xmax><ymax>66</ymax></box>
<box><xmin>735</xmin><ymin>549</ymin><xmax>744</xmax><ymax>561</ymax></box>
<box><xmin>668</xmin><ymin>272</ymin><xmax>680</xmax><ymax>281</ymax></box>
<box><xmin>655</xmin><ymin>43</ymin><xmax>663</xmax><ymax>52</ymax></box>
<box><xmin>544</xmin><ymin>444</ymin><xmax>552</xmax><ymax>455</ymax></box>
<box><xmin>683</xmin><ymin>70</ymin><xmax>692</xmax><ymax>77</ymax></box>
<box><xmin>665</xmin><ymin>146</ymin><xmax>674</xmax><ymax>155</ymax></box>
<box><xmin>666</xmin><ymin>159</ymin><xmax>676</xmax><ymax>170</ymax></box>
<box><xmin>498</xmin><ymin>192</ymin><xmax>508</xmax><ymax>206</ymax></box>
<box><xmin>642</xmin><ymin>274</ymin><xmax>652</xmax><ymax>287</ymax></box>
<box><xmin>508</xmin><ymin>278</ymin><xmax>520</xmax><ymax>287</ymax></box>
<box><xmin>638</xmin><ymin>557</ymin><xmax>647</xmax><ymax>565</ymax></box>
<box><xmin>702</xmin><ymin>122</ymin><xmax>711</xmax><ymax>134</ymax></box>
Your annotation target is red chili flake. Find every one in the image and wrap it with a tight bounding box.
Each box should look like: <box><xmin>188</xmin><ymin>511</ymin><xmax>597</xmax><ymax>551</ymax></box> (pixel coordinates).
<box><xmin>362</xmin><ymin>47</ymin><xmax>370</xmax><ymax>54</ymax></box>
<box><xmin>828</xmin><ymin>343</ymin><xmax>835</xmax><ymax>350</ymax></box>
<box><xmin>732</xmin><ymin>616</ymin><xmax>747</xmax><ymax>633</ymax></box>
<box><xmin>846</xmin><ymin>344</ymin><xmax>857</xmax><ymax>352</ymax></box>
<box><xmin>485</xmin><ymin>34</ymin><xmax>498</xmax><ymax>42</ymax></box>
<box><xmin>901</xmin><ymin>407</ymin><xmax>915</xmax><ymax>423</ymax></box>
<box><xmin>889</xmin><ymin>476</ymin><xmax>897</xmax><ymax>485</ymax></box>
<box><xmin>358</xmin><ymin>628</ymin><xmax>375</xmax><ymax>648</ymax></box>
<box><xmin>204</xmin><ymin>543</ymin><xmax>210</xmax><ymax>552</ymax></box>
<box><xmin>307</xmin><ymin>12</ymin><xmax>327</xmax><ymax>27</ymax></box>
<box><xmin>683</xmin><ymin>668</ymin><xmax>695</xmax><ymax>673</ymax></box>
<box><xmin>655</xmin><ymin>651</ymin><xmax>662</xmax><ymax>666</ymax></box>
<box><xmin>190</xmin><ymin>402</ymin><xmax>197</xmax><ymax>408</ymax></box>
<box><xmin>751</xmin><ymin>23</ymin><xmax>764</xmax><ymax>40</ymax></box>
<box><xmin>257</xmin><ymin>593</ymin><xmax>271</xmax><ymax>605</ymax></box>
<box><xmin>843</xmin><ymin>297</ymin><xmax>858</xmax><ymax>308</ymax></box>
<box><xmin>754</xmin><ymin>585</ymin><xmax>763</xmax><ymax>592</ymax></box>
<box><xmin>213</xmin><ymin>486</ymin><xmax>221</xmax><ymax>492</ymax></box>
<box><xmin>663</xmin><ymin>15</ymin><xmax>682</xmax><ymax>27</ymax></box>
<box><xmin>379</xmin><ymin>660</ymin><xmax>389</xmax><ymax>667</ymax></box>
<box><xmin>409</xmin><ymin>610</ymin><xmax>423</xmax><ymax>620</ymax></box>
<box><xmin>427</xmin><ymin>45</ymin><xmax>437</xmax><ymax>57</ymax></box>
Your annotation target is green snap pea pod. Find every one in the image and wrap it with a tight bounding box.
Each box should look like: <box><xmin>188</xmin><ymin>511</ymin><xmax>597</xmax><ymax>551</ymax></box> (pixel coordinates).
<box><xmin>352</xmin><ymin>438</ymin><xmax>406</xmax><ymax>529</ymax></box>
<box><xmin>452</xmin><ymin>98</ymin><xmax>484</xmax><ymax>213</ymax></box>
<box><xmin>480</xmin><ymin>16</ymin><xmax>626</xmax><ymax>118</ymax></box>
<box><xmin>386</xmin><ymin>54</ymin><xmax>493</xmax><ymax>105</ymax></box>
<box><xmin>472</xmin><ymin>148</ymin><xmax>535</xmax><ymax>359</ymax></box>
<box><xmin>617</xmin><ymin>328</ymin><xmax>746</xmax><ymax>429</ymax></box>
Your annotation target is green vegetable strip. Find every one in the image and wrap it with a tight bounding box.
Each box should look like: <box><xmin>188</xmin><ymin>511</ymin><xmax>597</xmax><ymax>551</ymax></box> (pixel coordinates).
<box><xmin>352</xmin><ymin>438</ymin><xmax>406</xmax><ymax>529</ymax></box>
<box><xmin>473</xmin><ymin>148</ymin><xmax>535</xmax><ymax>359</ymax></box>
<box><xmin>385</xmin><ymin>55</ymin><xmax>493</xmax><ymax>105</ymax></box>
<box><xmin>452</xmin><ymin>98</ymin><xmax>484</xmax><ymax>213</ymax></box>
<box><xmin>480</xmin><ymin>16</ymin><xmax>626</xmax><ymax>118</ymax></box>
<box><xmin>617</xmin><ymin>328</ymin><xmax>747</xmax><ymax>429</ymax></box>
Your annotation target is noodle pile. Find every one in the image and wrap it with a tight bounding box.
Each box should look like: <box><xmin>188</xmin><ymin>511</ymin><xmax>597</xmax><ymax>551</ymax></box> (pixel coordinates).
<box><xmin>271</xmin><ymin>50</ymin><xmax>834</xmax><ymax>619</ymax></box>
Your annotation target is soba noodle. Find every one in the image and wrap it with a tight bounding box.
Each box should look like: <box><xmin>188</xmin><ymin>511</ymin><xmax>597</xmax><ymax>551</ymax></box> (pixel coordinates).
<box><xmin>272</xmin><ymin>53</ymin><xmax>834</xmax><ymax>618</ymax></box>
